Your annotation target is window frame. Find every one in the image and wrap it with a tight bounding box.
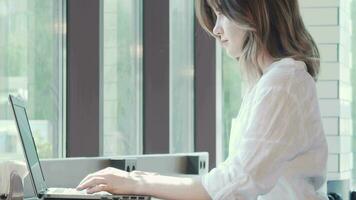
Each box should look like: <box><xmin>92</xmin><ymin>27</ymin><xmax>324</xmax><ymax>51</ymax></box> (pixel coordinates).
<box><xmin>66</xmin><ymin>0</ymin><xmax>217</xmax><ymax>169</ymax></box>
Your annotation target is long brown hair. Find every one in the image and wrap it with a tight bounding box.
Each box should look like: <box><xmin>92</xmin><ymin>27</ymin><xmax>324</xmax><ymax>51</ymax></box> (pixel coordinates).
<box><xmin>195</xmin><ymin>0</ymin><xmax>320</xmax><ymax>85</ymax></box>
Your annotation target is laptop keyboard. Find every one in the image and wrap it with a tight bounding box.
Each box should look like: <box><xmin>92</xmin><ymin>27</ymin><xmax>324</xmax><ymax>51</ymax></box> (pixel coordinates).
<box><xmin>49</xmin><ymin>187</ymin><xmax>109</xmax><ymax>195</ymax></box>
<box><xmin>48</xmin><ymin>188</ymin><xmax>150</xmax><ymax>199</ymax></box>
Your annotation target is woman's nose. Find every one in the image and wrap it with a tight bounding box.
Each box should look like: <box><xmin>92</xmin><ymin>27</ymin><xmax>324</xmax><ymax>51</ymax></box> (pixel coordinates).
<box><xmin>213</xmin><ymin>22</ymin><xmax>223</xmax><ymax>37</ymax></box>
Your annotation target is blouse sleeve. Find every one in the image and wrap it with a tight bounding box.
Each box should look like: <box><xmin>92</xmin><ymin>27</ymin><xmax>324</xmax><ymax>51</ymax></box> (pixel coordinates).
<box><xmin>202</xmin><ymin>86</ymin><xmax>306</xmax><ymax>200</ymax></box>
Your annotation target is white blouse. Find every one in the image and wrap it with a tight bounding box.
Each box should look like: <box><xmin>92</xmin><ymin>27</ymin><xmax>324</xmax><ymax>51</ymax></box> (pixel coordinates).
<box><xmin>202</xmin><ymin>58</ymin><xmax>328</xmax><ymax>200</ymax></box>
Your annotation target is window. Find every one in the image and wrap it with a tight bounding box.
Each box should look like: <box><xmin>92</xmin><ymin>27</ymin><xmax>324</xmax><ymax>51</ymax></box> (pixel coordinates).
<box><xmin>169</xmin><ymin>0</ymin><xmax>195</xmax><ymax>153</ymax></box>
<box><xmin>216</xmin><ymin>47</ymin><xmax>243</xmax><ymax>163</ymax></box>
<box><xmin>0</xmin><ymin>0</ymin><xmax>66</xmax><ymax>159</ymax></box>
<box><xmin>102</xmin><ymin>0</ymin><xmax>143</xmax><ymax>156</ymax></box>
<box><xmin>351</xmin><ymin>0</ymin><xmax>356</xmax><ymax>189</ymax></box>
<box><xmin>221</xmin><ymin>51</ymin><xmax>243</xmax><ymax>160</ymax></box>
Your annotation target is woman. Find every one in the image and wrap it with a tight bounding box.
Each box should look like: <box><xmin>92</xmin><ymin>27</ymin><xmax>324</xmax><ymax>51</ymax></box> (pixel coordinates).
<box><xmin>77</xmin><ymin>0</ymin><xmax>328</xmax><ymax>199</ymax></box>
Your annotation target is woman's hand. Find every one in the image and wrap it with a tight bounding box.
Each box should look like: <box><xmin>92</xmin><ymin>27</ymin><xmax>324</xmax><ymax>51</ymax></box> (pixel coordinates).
<box><xmin>76</xmin><ymin>167</ymin><xmax>157</xmax><ymax>195</ymax></box>
<box><xmin>77</xmin><ymin>167</ymin><xmax>211</xmax><ymax>200</ymax></box>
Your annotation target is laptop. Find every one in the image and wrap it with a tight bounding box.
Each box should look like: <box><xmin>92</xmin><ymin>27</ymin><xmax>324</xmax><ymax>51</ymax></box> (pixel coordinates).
<box><xmin>9</xmin><ymin>95</ymin><xmax>151</xmax><ymax>200</ymax></box>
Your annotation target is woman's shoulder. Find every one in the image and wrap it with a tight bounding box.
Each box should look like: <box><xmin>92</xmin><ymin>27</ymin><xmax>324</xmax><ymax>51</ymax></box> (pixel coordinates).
<box><xmin>257</xmin><ymin>57</ymin><xmax>314</xmax><ymax>92</ymax></box>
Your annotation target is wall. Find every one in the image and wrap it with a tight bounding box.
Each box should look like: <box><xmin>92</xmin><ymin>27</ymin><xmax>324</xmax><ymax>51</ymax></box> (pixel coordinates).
<box><xmin>300</xmin><ymin>0</ymin><xmax>353</xmax><ymax>199</ymax></box>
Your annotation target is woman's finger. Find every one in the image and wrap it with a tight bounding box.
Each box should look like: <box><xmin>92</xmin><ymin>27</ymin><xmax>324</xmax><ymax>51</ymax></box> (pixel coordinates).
<box><xmin>78</xmin><ymin>172</ymin><xmax>99</xmax><ymax>186</ymax></box>
<box><xmin>78</xmin><ymin>168</ymin><xmax>109</xmax><ymax>186</ymax></box>
<box><xmin>86</xmin><ymin>184</ymin><xmax>109</xmax><ymax>194</ymax></box>
<box><xmin>77</xmin><ymin>176</ymin><xmax>106</xmax><ymax>190</ymax></box>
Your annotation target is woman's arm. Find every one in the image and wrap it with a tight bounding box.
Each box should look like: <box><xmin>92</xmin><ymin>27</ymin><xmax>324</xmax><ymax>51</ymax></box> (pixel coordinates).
<box><xmin>76</xmin><ymin>167</ymin><xmax>211</xmax><ymax>200</ymax></box>
<box><xmin>135</xmin><ymin>172</ymin><xmax>211</xmax><ymax>200</ymax></box>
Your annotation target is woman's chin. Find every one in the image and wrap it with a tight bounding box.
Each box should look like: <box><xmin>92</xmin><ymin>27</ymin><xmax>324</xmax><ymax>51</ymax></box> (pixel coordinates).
<box><xmin>225</xmin><ymin>49</ymin><xmax>240</xmax><ymax>59</ymax></box>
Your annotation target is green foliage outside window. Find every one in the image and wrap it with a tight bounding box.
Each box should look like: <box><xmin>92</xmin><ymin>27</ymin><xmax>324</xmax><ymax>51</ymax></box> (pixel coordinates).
<box><xmin>0</xmin><ymin>0</ymin><xmax>65</xmax><ymax>159</ymax></box>
<box><xmin>222</xmin><ymin>51</ymin><xmax>242</xmax><ymax>159</ymax></box>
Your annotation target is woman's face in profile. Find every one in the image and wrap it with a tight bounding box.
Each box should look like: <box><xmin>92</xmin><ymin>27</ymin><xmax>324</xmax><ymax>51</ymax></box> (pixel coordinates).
<box><xmin>212</xmin><ymin>11</ymin><xmax>247</xmax><ymax>58</ymax></box>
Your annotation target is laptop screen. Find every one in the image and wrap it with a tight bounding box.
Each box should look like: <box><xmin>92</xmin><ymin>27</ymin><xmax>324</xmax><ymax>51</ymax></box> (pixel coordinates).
<box><xmin>10</xmin><ymin>96</ymin><xmax>47</xmax><ymax>196</ymax></box>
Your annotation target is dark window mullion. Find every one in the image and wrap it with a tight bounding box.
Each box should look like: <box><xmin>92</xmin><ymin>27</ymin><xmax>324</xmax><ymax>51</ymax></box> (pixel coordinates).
<box><xmin>67</xmin><ymin>0</ymin><xmax>100</xmax><ymax>157</ymax></box>
<box><xmin>194</xmin><ymin>19</ymin><xmax>217</xmax><ymax>169</ymax></box>
<box><xmin>143</xmin><ymin>0</ymin><xmax>170</xmax><ymax>154</ymax></box>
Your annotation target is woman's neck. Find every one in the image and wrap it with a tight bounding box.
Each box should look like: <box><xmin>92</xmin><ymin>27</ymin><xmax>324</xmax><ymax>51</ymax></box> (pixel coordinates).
<box><xmin>258</xmin><ymin>51</ymin><xmax>275</xmax><ymax>72</ymax></box>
